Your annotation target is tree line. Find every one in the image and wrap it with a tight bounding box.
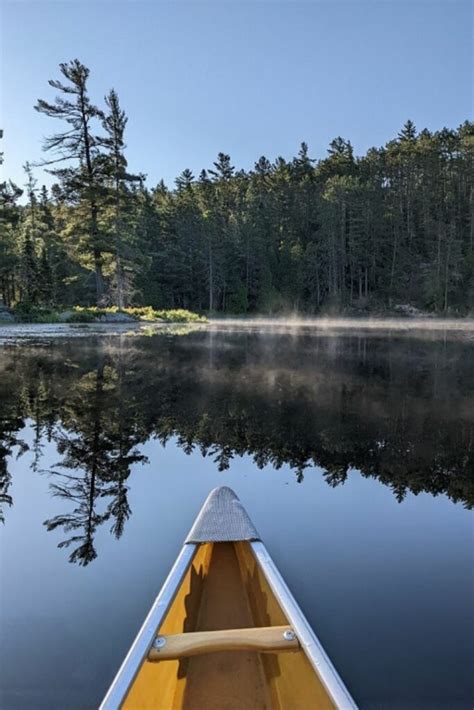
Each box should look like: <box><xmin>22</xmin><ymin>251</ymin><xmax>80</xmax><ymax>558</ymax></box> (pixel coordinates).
<box><xmin>1</xmin><ymin>59</ymin><xmax>473</xmax><ymax>314</ymax></box>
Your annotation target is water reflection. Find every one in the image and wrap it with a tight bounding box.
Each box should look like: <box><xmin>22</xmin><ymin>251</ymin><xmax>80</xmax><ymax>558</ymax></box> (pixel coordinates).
<box><xmin>42</xmin><ymin>362</ymin><xmax>148</xmax><ymax>564</ymax></box>
<box><xmin>0</xmin><ymin>329</ymin><xmax>473</xmax><ymax>563</ymax></box>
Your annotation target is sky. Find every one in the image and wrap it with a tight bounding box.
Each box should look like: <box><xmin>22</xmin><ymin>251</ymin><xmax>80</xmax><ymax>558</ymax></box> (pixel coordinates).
<box><xmin>1</xmin><ymin>0</ymin><xmax>472</xmax><ymax>192</ymax></box>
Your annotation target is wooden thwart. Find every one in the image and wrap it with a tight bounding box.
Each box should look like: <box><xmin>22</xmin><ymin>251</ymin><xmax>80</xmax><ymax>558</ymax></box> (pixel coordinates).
<box><xmin>148</xmin><ymin>625</ymin><xmax>300</xmax><ymax>661</ymax></box>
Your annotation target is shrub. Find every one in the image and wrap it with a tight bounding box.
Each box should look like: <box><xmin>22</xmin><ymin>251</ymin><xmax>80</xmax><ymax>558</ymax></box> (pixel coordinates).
<box><xmin>152</xmin><ymin>309</ymin><xmax>208</xmax><ymax>323</ymax></box>
<box><xmin>13</xmin><ymin>304</ymin><xmax>60</xmax><ymax>323</ymax></box>
<box><xmin>66</xmin><ymin>310</ymin><xmax>98</xmax><ymax>323</ymax></box>
<box><xmin>10</xmin><ymin>304</ymin><xmax>207</xmax><ymax>325</ymax></box>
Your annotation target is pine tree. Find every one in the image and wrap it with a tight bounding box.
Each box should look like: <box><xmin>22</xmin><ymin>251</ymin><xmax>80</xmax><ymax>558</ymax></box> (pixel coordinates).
<box><xmin>39</xmin><ymin>248</ymin><xmax>54</xmax><ymax>303</ymax></box>
<box><xmin>175</xmin><ymin>168</ymin><xmax>194</xmax><ymax>191</ymax></box>
<box><xmin>19</xmin><ymin>232</ymin><xmax>39</xmax><ymax>304</ymax></box>
<box><xmin>102</xmin><ymin>89</ymin><xmax>140</xmax><ymax>307</ymax></box>
<box><xmin>35</xmin><ymin>60</ymin><xmax>107</xmax><ymax>303</ymax></box>
<box><xmin>209</xmin><ymin>153</ymin><xmax>235</xmax><ymax>181</ymax></box>
<box><xmin>0</xmin><ymin>133</ymin><xmax>22</xmax><ymax>306</ymax></box>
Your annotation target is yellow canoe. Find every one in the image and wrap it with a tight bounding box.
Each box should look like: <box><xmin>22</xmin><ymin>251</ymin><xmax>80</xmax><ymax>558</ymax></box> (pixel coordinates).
<box><xmin>101</xmin><ymin>487</ymin><xmax>357</xmax><ymax>709</ymax></box>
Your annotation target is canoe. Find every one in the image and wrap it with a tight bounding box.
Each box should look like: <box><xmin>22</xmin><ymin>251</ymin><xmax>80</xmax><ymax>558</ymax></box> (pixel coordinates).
<box><xmin>101</xmin><ymin>487</ymin><xmax>357</xmax><ymax>709</ymax></box>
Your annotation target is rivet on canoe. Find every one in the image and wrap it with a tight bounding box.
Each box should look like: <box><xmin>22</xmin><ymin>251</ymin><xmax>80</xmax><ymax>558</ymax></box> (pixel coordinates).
<box><xmin>283</xmin><ymin>629</ymin><xmax>296</xmax><ymax>641</ymax></box>
<box><xmin>152</xmin><ymin>636</ymin><xmax>166</xmax><ymax>650</ymax></box>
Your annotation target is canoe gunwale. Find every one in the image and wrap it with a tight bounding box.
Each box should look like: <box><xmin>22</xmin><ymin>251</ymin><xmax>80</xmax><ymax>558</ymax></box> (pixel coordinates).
<box><xmin>251</xmin><ymin>540</ymin><xmax>358</xmax><ymax>710</ymax></box>
<box><xmin>99</xmin><ymin>543</ymin><xmax>197</xmax><ymax>710</ymax></box>
<box><xmin>100</xmin><ymin>486</ymin><xmax>358</xmax><ymax>710</ymax></box>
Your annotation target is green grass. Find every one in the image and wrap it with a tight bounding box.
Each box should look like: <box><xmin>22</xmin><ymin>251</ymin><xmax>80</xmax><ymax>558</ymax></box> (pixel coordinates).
<box><xmin>7</xmin><ymin>304</ymin><xmax>208</xmax><ymax>325</ymax></box>
<box><xmin>136</xmin><ymin>308</ymin><xmax>207</xmax><ymax>323</ymax></box>
<box><xmin>69</xmin><ymin>306</ymin><xmax>207</xmax><ymax>323</ymax></box>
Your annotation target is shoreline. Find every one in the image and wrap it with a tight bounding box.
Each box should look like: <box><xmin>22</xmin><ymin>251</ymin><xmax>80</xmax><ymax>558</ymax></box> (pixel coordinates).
<box><xmin>1</xmin><ymin>317</ymin><xmax>473</xmax><ymax>343</ymax></box>
<box><xmin>207</xmin><ymin>316</ymin><xmax>474</xmax><ymax>332</ymax></box>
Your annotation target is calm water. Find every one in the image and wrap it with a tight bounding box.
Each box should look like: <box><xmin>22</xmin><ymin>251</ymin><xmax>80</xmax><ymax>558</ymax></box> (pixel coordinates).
<box><xmin>0</xmin><ymin>324</ymin><xmax>473</xmax><ymax>709</ymax></box>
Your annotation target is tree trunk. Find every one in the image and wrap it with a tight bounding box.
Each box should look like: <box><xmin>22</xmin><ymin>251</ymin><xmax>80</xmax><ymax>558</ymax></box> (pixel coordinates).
<box><xmin>116</xmin><ymin>247</ymin><xmax>124</xmax><ymax>309</ymax></box>
<box><xmin>443</xmin><ymin>239</ymin><xmax>451</xmax><ymax>313</ymax></box>
<box><xmin>115</xmin><ymin>174</ymin><xmax>124</xmax><ymax>309</ymax></box>
<box><xmin>389</xmin><ymin>230</ymin><xmax>397</xmax><ymax>303</ymax></box>
<box><xmin>208</xmin><ymin>240</ymin><xmax>214</xmax><ymax>312</ymax></box>
<box><xmin>79</xmin><ymin>85</ymin><xmax>104</xmax><ymax>304</ymax></box>
<box><xmin>94</xmin><ymin>249</ymin><xmax>105</xmax><ymax>303</ymax></box>
<box><xmin>315</xmin><ymin>260</ymin><xmax>320</xmax><ymax>307</ymax></box>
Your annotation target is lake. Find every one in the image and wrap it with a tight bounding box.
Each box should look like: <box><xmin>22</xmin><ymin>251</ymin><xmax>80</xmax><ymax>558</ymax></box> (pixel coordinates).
<box><xmin>0</xmin><ymin>322</ymin><xmax>473</xmax><ymax>709</ymax></box>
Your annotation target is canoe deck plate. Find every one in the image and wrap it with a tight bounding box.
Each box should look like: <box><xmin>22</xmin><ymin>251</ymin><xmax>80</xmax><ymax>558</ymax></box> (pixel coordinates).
<box><xmin>185</xmin><ymin>487</ymin><xmax>260</xmax><ymax>543</ymax></box>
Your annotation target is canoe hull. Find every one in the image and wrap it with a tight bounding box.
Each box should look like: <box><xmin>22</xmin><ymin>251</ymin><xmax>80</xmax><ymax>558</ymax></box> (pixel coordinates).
<box><xmin>101</xmin><ymin>488</ymin><xmax>357</xmax><ymax>709</ymax></box>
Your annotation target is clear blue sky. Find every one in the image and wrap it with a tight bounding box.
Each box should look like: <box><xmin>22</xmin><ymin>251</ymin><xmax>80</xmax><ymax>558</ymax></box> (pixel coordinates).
<box><xmin>1</xmin><ymin>0</ymin><xmax>472</xmax><ymax>192</ymax></box>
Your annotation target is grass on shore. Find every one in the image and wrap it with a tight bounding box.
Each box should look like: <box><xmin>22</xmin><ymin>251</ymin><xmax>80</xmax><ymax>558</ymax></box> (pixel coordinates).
<box><xmin>69</xmin><ymin>306</ymin><xmax>207</xmax><ymax>323</ymax></box>
<box><xmin>1</xmin><ymin>305</ymin><xmax>208</xmax><ymax>324</ymax></box>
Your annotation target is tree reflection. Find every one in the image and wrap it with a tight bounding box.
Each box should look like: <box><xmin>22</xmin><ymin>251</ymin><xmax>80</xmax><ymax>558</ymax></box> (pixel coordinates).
<box><xmin>43</xmin><ymin>359</ymin><xmax>148</xmax><ymax>564</ymax></box>
<box><xmin>0</xmin><ymin>330</ymin><xmax>472</xmax><ymax>562</ymax></box>
<box><xmin>0</xmin><ymin>377</ymin><xmax>29</xmax><ymax>522</ymax></box>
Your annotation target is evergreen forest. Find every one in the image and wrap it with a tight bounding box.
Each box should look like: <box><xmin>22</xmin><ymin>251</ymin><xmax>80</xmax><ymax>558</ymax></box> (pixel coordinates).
<box><xmin>1</xmin><ymin>60</ymin><xmax>473</xmax><ymax>315</ymax></box>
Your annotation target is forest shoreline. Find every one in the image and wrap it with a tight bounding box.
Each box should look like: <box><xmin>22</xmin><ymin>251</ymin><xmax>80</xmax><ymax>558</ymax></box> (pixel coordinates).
<box><xmin>2</xmin><ymin>306</ymin><xmax>474</xmax><ymax>324</ymax></box>
<box><xmin>0</xmin><ymin>305</ymin><xmax>207</xmax><ymax>325</ymax></box>
<box><xmin>2</xmin><ymin>300</ymin><xmax>474</xmax><ymax>327</ymax></box>
<box><xmin>2</xmin><ymin>59</ymin><xmax>472</xmax><ymax>318</ymax></box>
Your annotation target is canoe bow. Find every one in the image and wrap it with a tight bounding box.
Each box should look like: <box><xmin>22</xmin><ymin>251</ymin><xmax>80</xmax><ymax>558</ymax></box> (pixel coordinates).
<box><xmin>100</xmin><ymin>486</ymin><xmax>357</xmax><ymax>709</ymax></box>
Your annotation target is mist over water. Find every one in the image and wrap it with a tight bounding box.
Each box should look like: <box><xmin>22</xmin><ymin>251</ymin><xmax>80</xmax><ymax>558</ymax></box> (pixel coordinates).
<box><xmin>209</xmin><ymin>316</ymin><xmax>474</xmax><ymax>336</ymax></box>
<box><xmin>1</xmin><ymin>317</ymin><xmax>473</xmax><ymax>346</ymax></box>
<box><xmin>0</xmin><ymin>326</ymin><xmax>473</xmax><ymax>709</ymax></box>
